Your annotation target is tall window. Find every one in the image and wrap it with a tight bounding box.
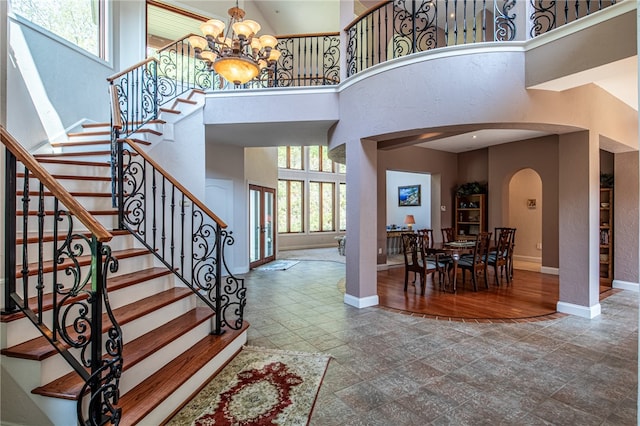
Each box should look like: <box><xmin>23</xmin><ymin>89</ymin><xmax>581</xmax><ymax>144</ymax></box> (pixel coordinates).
<box><xmin>278</xmin><ymin>146</ymin><xmax>303</xmax><ymax>169</ymax></box>
<box><xmin>11</xmin><ymin>0</ymin><xmax>107</xmax><ymax>58</ymax></box>
<box><xmin>309</xmin><ymin>146</ymin><xmax>333</xmax><ymax>172</ymax></box>
<box><xmin>339</xmin><ymin>182</ymin><xmax>347</xmax><ymax>231</ymax></box>
<box><xmin>309</xmin><ymin>181</ymin><xmax>335</xmax><ymax>232</ymax></box>
<box><xmin>277</xmin><ymin>180</ymin><xmax>303</xmax><ymax>233</ymax></box>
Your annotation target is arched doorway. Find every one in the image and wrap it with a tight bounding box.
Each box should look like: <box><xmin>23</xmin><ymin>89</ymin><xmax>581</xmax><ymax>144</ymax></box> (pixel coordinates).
<box><xmin>508</xmin><ymin>168</ymin><xmax>543</xmax><ymax>272</ymax></box>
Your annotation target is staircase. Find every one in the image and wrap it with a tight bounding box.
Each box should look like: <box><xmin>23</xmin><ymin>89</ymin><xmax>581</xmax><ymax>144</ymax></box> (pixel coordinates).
<box><xmin>1</xmin><ymin>89</ymin><xmax>248</xmax><ymax>425</ymax></box>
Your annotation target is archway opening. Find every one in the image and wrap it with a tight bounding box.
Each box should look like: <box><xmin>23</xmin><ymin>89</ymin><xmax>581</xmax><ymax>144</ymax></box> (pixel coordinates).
<box><xmin>508</xmin><ymin>168</ymin><xmax>543</xmax><ymax>272</ymax></box>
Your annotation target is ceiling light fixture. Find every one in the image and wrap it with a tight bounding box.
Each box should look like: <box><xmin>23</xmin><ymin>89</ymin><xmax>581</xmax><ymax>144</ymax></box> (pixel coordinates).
<box><xmin>188</xmin><ymin>1</ymin><xmax>281</xmax><ymax>85</ymax></box>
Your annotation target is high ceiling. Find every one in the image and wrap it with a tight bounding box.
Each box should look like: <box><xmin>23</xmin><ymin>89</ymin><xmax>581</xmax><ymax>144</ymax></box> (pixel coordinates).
<box><xmin>153</xmin><ymin>1</ymin><xmax>637</xmax><ymax>153</ymax></box>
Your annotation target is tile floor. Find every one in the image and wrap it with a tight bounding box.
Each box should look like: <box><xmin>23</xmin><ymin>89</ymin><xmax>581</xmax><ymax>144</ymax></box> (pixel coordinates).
<box><xmin>242</xmin><ymin>258</ymin><xmax>638</xmax><ymax>425</ymax></box>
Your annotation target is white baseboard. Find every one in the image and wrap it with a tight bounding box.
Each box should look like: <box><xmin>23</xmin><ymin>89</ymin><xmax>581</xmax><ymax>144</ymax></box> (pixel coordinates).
<box><xmin>344</xmin><ymin>293</ymin><xmax>379</xmax><ymax>309</ymax></box>
<box><xmin>612</xmin><ymin>280</ymin><xmax>639</xmax><ymax>292</ymax></box>
<box><xmin>513</xmin><ymin>255</ymin><xmax>542</xmax><ymax>263</ymax></box>
<box><xmin>557</xmin><ymin>301</ymin><xmax>601</xmax><ymax>319</ymax></box>
<box><xmin>540</xmin><ymin>266</ymin><xmax>559</xmax><ymax>275</ymax></box>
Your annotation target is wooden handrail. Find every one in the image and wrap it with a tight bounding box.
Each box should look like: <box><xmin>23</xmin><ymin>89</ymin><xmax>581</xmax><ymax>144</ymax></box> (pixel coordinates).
<box><xmin>276</xmin><ymin>32</ymin><xmax>340</xmax><ymax>40</ymax></box>
<box><xmin>344</xmin><ymin>0</ymin><xmax>391</xmax><ymax>31</ymax></box>
<box><xmin>106</xmin><ymin>57</ymin><xmax>158</xmax><ymax>82</ymax></box>
<box><xmin>109</xmin><ymin>85</ymin><xmax>123</xmax><ymax>130</ymax></box>
<box><xmin>123</xmin><ymin>139</ymin><xmax>228</xmax><ymax>229</ymax></box>
<box><xmin>1</xmin><ymin>126</ymin><xmax>113</xmax><ymax>243</ymax></box>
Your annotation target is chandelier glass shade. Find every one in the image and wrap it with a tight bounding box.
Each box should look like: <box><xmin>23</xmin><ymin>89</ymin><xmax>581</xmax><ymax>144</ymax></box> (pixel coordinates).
<box><xmin>188</xmin><ymin>5</ymin><xmax>281</xmax><ymax>85</ymax></box>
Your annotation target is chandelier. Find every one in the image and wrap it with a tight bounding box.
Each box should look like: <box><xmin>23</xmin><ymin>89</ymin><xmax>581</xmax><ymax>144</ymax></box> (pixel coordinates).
<box><xmin>188</xmin><ymin>2</ymin><xmax>281</xmax><ymax>85</ymax></box>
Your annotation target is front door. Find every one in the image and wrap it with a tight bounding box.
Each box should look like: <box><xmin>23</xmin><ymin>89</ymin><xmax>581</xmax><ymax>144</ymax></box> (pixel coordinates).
<box><xmin>249</xmin><ymin>185</ymin><xmax>276</xmax><ymax>268</ymax></box>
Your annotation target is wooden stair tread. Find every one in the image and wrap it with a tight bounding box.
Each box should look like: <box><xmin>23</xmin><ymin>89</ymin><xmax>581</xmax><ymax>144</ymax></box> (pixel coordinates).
<box><xmin>35</xmin><ymin>151</ymin><xmax>112</xmax><ymax>158</ymax></box>
<box><xmin>16</xmin><ymin>248</ymin><xmax>150</xmax><ymax>278</ymax></box>
<box><xmin>33</xmin><ymin>158</ymin><xmax>111</xmax><ymax>167</ymax></box>
<box><xmin>134</xmin><ymin>128</ymin><xmax>162</xmax><ymax>136</ymax></box>
<box><xmin>175</xmin><ymin>98</ymin><xmax>197</xmax><ymax>105</ymax></box>
<box><xmin>159</xmin><ymin>107</ymin><xmax>180</xmax><ymax>115</ymax></box>
<box><xmin>1</xmin><ymin>287</ymin><xmax>193</xmax><ymax>361</ymax></box>
<box><xmin>1</xmin><ymin>267</ymin><xmax>172</xmax><ymax>323</ymax></box>
<box><xmin>51</xmin><ymin>139</ymin><xmax>111</xmax><ymax>147</ymax></box>
<box><xmin>17</xmin><ymin>172</ymin><xmax>112</xmax><ymax>181</ymax></box>
<box><xmin>31</xmin><ymin>307</ymin><xmax>215</xmax><ymax>400</ymax></box>
<box><xmin>117</xmin><ymin>322</ymin><xmax>249</xmax><ymax>425</ymax></box>
<box><xmin>67</xmin><ymin>130</ymin><xmax>111</xmax><ymax>137</ymax></box>
<box><xmin>17</xmin><ymin>190</ymin><xmax>113</xmax><ymax>198</ymax></box>
<box><xmin>81</xmin><ymin>122</ymin><xmax>111</xmax><ymax>129</ymax></box>
<box><xmin>17</xmin><ymin>209</ymin><xmax>117</xmax><ymax>216</ymax></box>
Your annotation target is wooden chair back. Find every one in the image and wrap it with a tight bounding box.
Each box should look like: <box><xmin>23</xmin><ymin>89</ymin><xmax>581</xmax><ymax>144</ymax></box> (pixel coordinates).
<box><xmin>441</xmin><ymin>227</ymin><xmax>455</xmax><ymax>243</ymax></box>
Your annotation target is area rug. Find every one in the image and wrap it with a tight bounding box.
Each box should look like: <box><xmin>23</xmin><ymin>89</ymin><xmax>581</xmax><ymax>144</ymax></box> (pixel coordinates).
<box><xmin>166</xmin><ymin>346</ymin><xmax>331</xmax><ymax>426</ymax></box>
<box><xmin>255</xmin><ymin>260</ymin><xmax>299</xmax><ymax>271</ymax></box>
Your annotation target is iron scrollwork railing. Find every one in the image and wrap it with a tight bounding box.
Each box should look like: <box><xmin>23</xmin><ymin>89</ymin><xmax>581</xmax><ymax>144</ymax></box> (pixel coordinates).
<box><xmin>346</xmin><ymin>0</ymin><xmax>519</xmax><ymax>77</ymax></box>
<box><xmin>115</xmin><ymin>139</ymin><xmax>246</xmax><ymax>334</ymax></box>
<box><xmin>2</xmin><ymin>126</ymin><xmax>122</xmax><ymax>426</ymax></box>
<box><xmin>529</xmin><ymin>0</ymin><xmax>618</xmax><ymax>37</ymax></box>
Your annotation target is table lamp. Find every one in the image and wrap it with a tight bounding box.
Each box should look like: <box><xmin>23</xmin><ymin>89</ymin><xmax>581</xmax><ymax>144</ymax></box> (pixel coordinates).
<box><xmin>404</xmin><ymin>214</ymin><xmax>415</xmax><ymax>230</ymax></box>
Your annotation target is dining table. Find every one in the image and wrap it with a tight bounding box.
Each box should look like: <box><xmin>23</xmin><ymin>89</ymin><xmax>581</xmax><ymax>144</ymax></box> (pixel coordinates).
<box><xmin>431</xmin><ymin>240</ymin><xmax>477</xmax><ymax>293</ymax></box>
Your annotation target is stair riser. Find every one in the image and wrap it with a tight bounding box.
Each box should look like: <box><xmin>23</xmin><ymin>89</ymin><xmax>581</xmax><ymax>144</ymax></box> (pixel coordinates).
<box><xmin>117</xmin><ymin>319</ymin><xmax>212</xmax><ymax>395</ymax></box>
<box><xmin>15</xmin><ymin>236</ymin><xmax>136</xmax><ymax>265</ymax></box>
<box><xmin>2</xmin><ymin>293</ymin><xmax>197</xmax><ymax>387</ymax></box>
<box><xmin>16</xmin><ymin>177</ymin><xmax>113</xmax><ymax>197</ymax></box>
<box><xmin>141</xmin><ymin>329</ymin><xmax>247</xmax><ymax>425</ymax></box>
<box><xmin>20</xmin><ymin>162</ymin><xmax>111</xmax><ymax>178</ymax></box>
<box><xmin>14</xmin><ymin>195</ymin><xmax>116</xmax><ymax>213</ymax></box>
<box><xmin>14</xmin><ymin>212</ymin><xmax>120</xmax><ymax>234</ymax></box>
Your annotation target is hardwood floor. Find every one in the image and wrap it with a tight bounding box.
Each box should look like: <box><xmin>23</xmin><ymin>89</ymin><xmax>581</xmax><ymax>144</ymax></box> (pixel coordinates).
<box><xmin>377</xmin><ymin>266</ymin><xmax>616</xmax><ymax>321</ymax></box>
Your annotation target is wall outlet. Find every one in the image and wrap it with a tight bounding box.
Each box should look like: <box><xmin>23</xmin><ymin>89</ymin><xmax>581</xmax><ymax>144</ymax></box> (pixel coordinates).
<box><xmin>440</xmin><ymin>205</ymin><xmax>446</xmax><ymax>211</ymax></box>
<box><xmin>536</xmin><ymin>242</ymin><xmax>542</xmax><ymax>250</ymax></box>
<box><xmin>378</xmin><ymin>248</ymin><xmax>382</xmax><ymax>254</ymax></box>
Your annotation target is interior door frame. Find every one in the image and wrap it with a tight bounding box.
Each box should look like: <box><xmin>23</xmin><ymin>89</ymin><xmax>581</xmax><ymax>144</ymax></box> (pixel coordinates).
<box><xmin>249</xmin><ymin>184</ymin><xmax>276</xmax><ymax>269</ymax></box>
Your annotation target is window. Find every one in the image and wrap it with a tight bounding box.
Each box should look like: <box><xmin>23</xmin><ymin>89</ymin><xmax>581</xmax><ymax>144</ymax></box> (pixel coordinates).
<box><xmin>339</xmin><ymin>183</ymin><xmax>347</xmax><ymax>231</ymax></box>
<box><xmin>309</xmin><ymin>181</ymin><xmax>335</xmax><ymax>232</ymax></box>
<box><xmin>309</xmin><ymin>146</ymin><xmax>333</xmax><ymax>172</ymax></box>
<box><xmin>11</xmin><ymin>0</ymin><xmax>107</xmax><ymax>58</ymax></box>
<box><xmin>278</xmin><ymin>180</ymin><xmax>303</xmax><ymax>233</ymax></box>
<box><xmin>278</xmin><ymin>146</ymin><xmax>303</xmax><ymax>169</ymax></box>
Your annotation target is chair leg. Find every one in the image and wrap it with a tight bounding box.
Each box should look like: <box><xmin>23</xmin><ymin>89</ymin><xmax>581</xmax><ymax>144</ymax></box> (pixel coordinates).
<box><xmin>404</xmin><ymin>270</ymin><xmax>409</xmax><ymax>291</ymax></box>
<box><xmin>494</xmin><ymin>264</ymin><xmax>500</xmax><ymax>286</ymax></box>
<box><xmin>484</xmin><ymin>267</ymin><xmax>489</xmax><ymax>289</ymax></box>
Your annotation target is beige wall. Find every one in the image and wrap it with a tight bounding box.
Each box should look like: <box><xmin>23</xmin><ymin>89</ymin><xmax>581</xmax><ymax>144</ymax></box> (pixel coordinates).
<box><xmin>509</xmin><ymin>169</ymin><xmax>543</xmax><ymax>261</ymax></box>
<box><xmin>377</xmin><ymin>146</ymin><xmax>457</xmax><ymax>263</ymax></box>
<box><xmin>488</xmin><ymin>136</ymin><xmax>560</xmax><ymax>268</ymax></box>
<box><xmin>614</xmin><ymin>151</ymin><xmax>640</xmax><ymax>284</ymax></box>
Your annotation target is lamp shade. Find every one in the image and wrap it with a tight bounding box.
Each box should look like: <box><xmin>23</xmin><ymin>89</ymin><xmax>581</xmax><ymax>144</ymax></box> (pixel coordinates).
<box><xmin>404</xmin><ymin>215</ymin><xmax>415</xmax><ymax>225</ymax></box>
<box><xmin>213</xmin><ymin>55</ymin><xmax>260</xmax><ymax>85</ymax></box>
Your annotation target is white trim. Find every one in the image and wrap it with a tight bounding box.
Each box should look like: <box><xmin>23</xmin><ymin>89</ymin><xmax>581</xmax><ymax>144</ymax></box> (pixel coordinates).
<box><xmin>540</xmin><ymin>266</ymin><xmax>559</xmax><ymax>275</ymax></box>
<box><xmin>612</xmin><ymin>280</ymin><xmax>640</xmax><ymax>292</ymax></box>
<box><xmin>513</xmin><ymin>255</ymin><xmax>542</xmax><ymax>263</ymax></box>
<box><xmin>344</xmin><ymin>293</ymin><xmax>379</xmax><ymax>309</ymax></box>
<box><xmin>557</xmin><ymin>301</ymin><xmax>601</xmax><ymax>319</ymax></box>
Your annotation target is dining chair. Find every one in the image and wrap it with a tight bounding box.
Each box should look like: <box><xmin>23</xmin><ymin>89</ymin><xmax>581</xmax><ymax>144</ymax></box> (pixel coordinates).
<box><xmin>401</xmin><ymin>232</ymin><xmax>439</xmax><ymax>295</ymax></box>
<box><xmin>454</xmin><ymin>231</ymin><xmax>492</xmax><ymax>291</ymax></box>
<box><xmin>487</xmin><ymin>228</ymin><xmax>515</xmax><ymax>285</ymax></box>
<box><xmin>441</xmin><ymin>227</ymin><xmax>456</xmax><ymax>243</ymax></box>
<box><xmin>493</xmin><ymin>227</ymin><xmax>517</xmax><ymax>281</ymax></box>
<box><xmin>417</xmin><ymin>229</ymin><xmax>448</xmax><ymax>289</ymax></box>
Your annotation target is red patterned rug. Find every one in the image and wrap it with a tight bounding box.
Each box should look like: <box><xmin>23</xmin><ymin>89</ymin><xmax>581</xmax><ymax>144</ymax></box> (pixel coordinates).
<box><xmin>166</xmin><ymin>346</ymin><xmax>331</xmax><ymax>425</ymax></box>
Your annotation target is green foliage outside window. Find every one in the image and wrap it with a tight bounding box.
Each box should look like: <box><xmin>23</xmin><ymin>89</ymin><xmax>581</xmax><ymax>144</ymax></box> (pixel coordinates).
<box><xmin>12</xmin><ymin>0</ymin><xmax>102</xmax><ymax>57</ymax></box>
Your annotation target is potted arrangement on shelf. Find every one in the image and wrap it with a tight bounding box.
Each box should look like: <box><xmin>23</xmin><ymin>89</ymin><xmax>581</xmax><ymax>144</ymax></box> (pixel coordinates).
<box><xmin>456</xmin><ymin>181</ymin><xmax>487</xmax><ymax>196</ymax></box>
<box><xmin>600</xmin><ymin>173</ymin><xmax>614</xmax><ymax>188</ymax></box>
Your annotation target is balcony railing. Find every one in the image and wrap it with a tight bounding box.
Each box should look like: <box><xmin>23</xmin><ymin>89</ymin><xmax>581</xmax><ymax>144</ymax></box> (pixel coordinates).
<box><xmin>345</xmin><ymin>0</ymin><xmax>619</xmax><ymax>77</ymax></box>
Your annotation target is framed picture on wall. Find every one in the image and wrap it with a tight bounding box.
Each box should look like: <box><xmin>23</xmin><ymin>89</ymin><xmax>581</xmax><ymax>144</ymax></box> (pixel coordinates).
<box><xmin>398</xmin><ymin>185</ymin><xmax>421</xmax><ymax>207</ymax></box>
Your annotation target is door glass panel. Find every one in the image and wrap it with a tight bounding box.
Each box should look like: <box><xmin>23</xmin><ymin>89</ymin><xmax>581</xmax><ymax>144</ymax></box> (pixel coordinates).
<box><xmin>249</xmin><ymin>189</ymin><xmax>261</xmax><ymax>263</ymax></box>
<box><xmin>264</xmin><ymin>191</ymin><xmax>275</xmax><ymax>257</ymax></box>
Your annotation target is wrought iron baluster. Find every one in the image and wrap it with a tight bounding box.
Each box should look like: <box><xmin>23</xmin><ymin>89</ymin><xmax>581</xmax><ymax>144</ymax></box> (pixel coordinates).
<box><xmin>171</xmin><ymin>184</ymin><xmax>175</xmax><ymax>269</ymax></box>
<box><xmin>180</xmin><ymin>193</ymin><xmax>185</xmax><ymax>274</ymax></box>
<box><xmin>454</xmin><ymin>0</ymin><xmax>458</xmax><ymax>45</ymax></box>
<box><xmin>152</xmin><ymin>163</ymin><xmax>157</xmax><ymax>251</ymax></box>
<box><xmin>20</xmin><ymin>167</ymin><xmax>29</xmax><ymax>310</ymax></box>
<box><xmin>463</xmin><ymin>0</ymin><xmax>468</xmax><ymax>44</ymax></box>
<box><xmin>162</xmin><ymin>176</ymin><xmax>167</xmax><ymax>259</ymax></box>
<box><xmin>4</xmin><ymin>151</ymin><xmax>18</xmax><ymax>314</ymax></box>
<box><xmin>444</xmin><ymin>0</ymin><xmax>449</xmax><ymax>45</ymax></box>
<box><xmin>36</xmin><ymin>182</ymin><xmax>45</xmax><ymax>324</ymax></box>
